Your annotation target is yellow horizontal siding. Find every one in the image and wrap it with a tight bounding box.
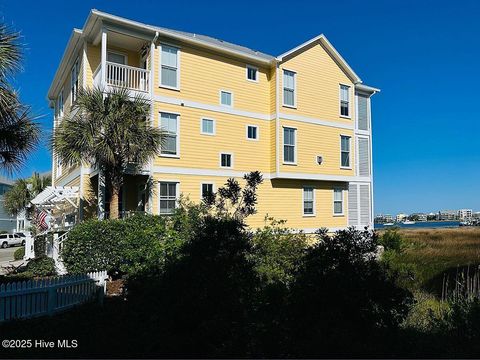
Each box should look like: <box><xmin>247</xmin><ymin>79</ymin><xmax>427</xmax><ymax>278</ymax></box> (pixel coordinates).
<box><xmin>279</xmin><ymin>119</ymin><xmax>355</xmax><ymax>176</ymax></box>
<box><xmin>280</xmin><ymin>42</ymin><xmax>355</xmax><ymax>124</ymax></box>
<box><xmin>152</xmin><ymin>173</ymin><xmax>348</xmax><ymax>230</ymax></box>
<box><xmin>153</xmin><ymin>42</ymin><xmax>270</xmax><ymax>114</ymax></box>
<box><xmin>153</xmin><ymin>102</ymin><xmax>272</xmax><ymax>173</ymax></box>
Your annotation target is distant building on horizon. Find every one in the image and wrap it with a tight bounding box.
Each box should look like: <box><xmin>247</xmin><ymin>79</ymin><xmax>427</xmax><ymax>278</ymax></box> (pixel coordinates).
<box><xmin>458</xmin><ymin>209</ymin><xmax>473</xmax><ymax>221</ymax></box>
<box><xmin>374</xmin><ymin>214</ymin><xmax>393</xmax><ymax>224</ymax></box>
<box><xmin>396</xmin><ymin>213</ymin><xmax>408</xmax><ymax>222</ymax></box>
<box><xmin>410</xmin><ymin>213</ymin><xmax>428</xmax><ymax>221</ymax></box>
<box><xmin>438</xmin><ymin>210</ymin><xmax>457</xmax><ymax>221</ymax></box>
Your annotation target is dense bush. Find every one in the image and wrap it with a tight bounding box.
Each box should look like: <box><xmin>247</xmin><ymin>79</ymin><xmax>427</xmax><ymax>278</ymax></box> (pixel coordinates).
<box><xmin>62</xmin><ymin>214</ymin><xmax>183</xmax><ymax>275</ymax></box>
<box><xmin>23</xmin><ymin>257</ymin><xmax>56</xmax><ymax>277</ymax></box>
<box><xmin>13</xmin><ymin>246</ymin><xmax>24</xmax><ymax>260</ymax></box>
<box><xmin>33</xmin><ymin>234</ymin><xmax>46</xmax><ymax>258</ymax></box>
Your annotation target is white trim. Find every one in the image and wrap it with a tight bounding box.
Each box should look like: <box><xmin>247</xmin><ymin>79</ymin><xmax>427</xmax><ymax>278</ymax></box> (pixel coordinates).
<box><xmin>159</xmin><ymin>43</ymin><xmax>180</xmax><ymax>91</ymax></box>
<box><xmin>282</xmin><ymin>68</ymin><xmax>297</xmax><ymax>108</ymax></box>
<box><xmin>159</xmin><ymin>111</ymin><xmax>181</xmax><ymax>158</ymax></box>
<box><xmin>340</xmin><ymin>134</ymin><xmax>352</xmax><ymax>169</ymax></box>
<box><xmin>273</xmin><ymin>171</ymin><xmax>369</xmax><ymax>182</ymax></box>
<box><xmin>219</xmin><ymin>152</ymin><xmax>234</xmax><ymax>169</ymax></box>
<box><xmin>299</xmin><ymin>227</ymin><xmax>349</xmax><ymax>234</ymax></box>
<box><xmin>302</xmin><ymin>186</ymin><xmax>316</xmax><ymax>217</ymax></box>
<box><xmin>153</xmin><ymin>166</ymin><xmax>259</xmax><ymax>178</ymax></box>
<box><xmin>282</xmin><ymin>126</ymin><xmax>297</xmax><ymax>165</ymax></box>
<box><xmin>200</xmin><ymin>182</ymin><xmax>216</xmax><ymax>200</ymax></box>
<box><xmin>275</xmin><ymin>64</ymin><xmax>280</xmax><ymax>173</ymax></box>
<box><xmin>82</xmin><ymin>41</ymin><xmax>87</xmax><ymax>90</ymax></box>
<box><xmin>279</xmin><ymin>112</ymin><xmax>354</xmax><ymax>130</ymax></box>
<box><xmin>200</xmin><ymin>118</ymin><xmax>216</xmax><ymax>136</ymax></box>
<box><xmin>219</xmin><ymin>89</ymin><xmax>233</xmax><ymax>107</ymax></box>
<box><xmin>246</xmin><ymin>124</ymin><xmax>259</xmax><ymax>141</ymax></box>
<box><xmin>153</xmin><ymin>94</ymin><xmax>271</xmax><ymax>121</ymax></box>
<box><xmin>246</xmin><ymin>64</ymin><xmax>259</xmax><ymax>83</ymax></box>
<box><xmin>158</xmin><ymin>181</ymin><xmax>180</xmax><ymax>215</ymax></box>
<box><xmin>333</xmin><ymin>187</ymin><xmax>345</xmax><ymax>216</ymax></box>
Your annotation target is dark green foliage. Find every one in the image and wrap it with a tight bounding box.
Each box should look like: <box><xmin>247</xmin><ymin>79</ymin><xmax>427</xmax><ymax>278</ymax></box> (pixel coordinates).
<box><xmin>61</xmin><ymin>214</ymin><xmax>183</xmax><ymax>276</ymax></box>
<box><xmin>13</xmin><ymin>246</ymin><xmax>24</xmax><ymax>260</ymax></box>
<box><xmin>380</xmin><ymin>228</ymin><xmax>404</xmax><ymax>252</ymax></box>
<box><xmin>23</xmin><ymin>257</ymin><xmax>56</xmax><ymax>277</ymax></box>
<box><xmin>33</xmin><ymin>234</ymin><xmax>46</xmax><ymax>258</ymax></box>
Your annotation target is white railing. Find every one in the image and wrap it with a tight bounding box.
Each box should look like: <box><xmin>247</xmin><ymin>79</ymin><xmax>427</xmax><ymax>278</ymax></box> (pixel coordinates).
<box><xmin>93</xmin><ymin>64</ymin><xmax>102</xmax><ymax>88</ymax></box>
<box><xmin>0</xmin><ymin>271</ymin><xmax>108</xmax><ymax>322</ymax></box>
<box><xmin>105</xmin><ymin>62</ymin><xmax>149</xmax><ymax>92</ymax></box>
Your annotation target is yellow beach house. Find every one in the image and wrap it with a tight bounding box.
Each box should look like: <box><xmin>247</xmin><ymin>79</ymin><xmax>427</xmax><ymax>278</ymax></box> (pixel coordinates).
<box><xmin>48</xmin><ymin>9</ymin><xmax>379</xmax><ymax>232</ymax></box>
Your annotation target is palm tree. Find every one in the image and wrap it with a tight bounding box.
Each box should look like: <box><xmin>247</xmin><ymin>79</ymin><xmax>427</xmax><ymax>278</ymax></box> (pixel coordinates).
<box><xmin>0</xmin><ymin>23</ymin><xmax>40</xmax><ymax>173</ymax></box>
<box><xmin>52</xmin><ymin>87</ymin><xmax>163</xmax><ymax>219</ymax></box>
<box><xmin>4</xmin><ymin>172</ymin><xmax>51</xmax><ymax>216</ymax></box>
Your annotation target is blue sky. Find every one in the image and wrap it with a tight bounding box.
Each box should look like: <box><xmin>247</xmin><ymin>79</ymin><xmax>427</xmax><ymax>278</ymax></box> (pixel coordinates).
<box><xmin>1</xmin><ymin>0</ymin><xmax>479</xmax><ymax>214</ymax></box>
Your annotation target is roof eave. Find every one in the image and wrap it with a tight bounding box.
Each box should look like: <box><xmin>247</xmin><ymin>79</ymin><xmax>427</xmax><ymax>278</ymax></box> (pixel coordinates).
<box><xmin>355</xmin><ymin>83</ymin><xmax>381</xmax><ymax>95</ymax></box>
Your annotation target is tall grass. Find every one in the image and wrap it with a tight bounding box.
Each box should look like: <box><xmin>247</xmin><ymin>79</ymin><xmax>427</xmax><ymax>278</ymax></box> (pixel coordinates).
<box><xmin>442</xmin><ymin>265</ymin><xmax>480</xmax><ymax>302</ymax></box>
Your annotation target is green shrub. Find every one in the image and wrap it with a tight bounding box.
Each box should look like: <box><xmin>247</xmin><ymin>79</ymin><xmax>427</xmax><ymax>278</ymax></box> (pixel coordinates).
<box><xmin>380</xmin><ymin>228</ymin><xmax>404</xmax><ymax>252</ymax></box>
<box><xmin>61</xmin><ymin>219</ymin><xmax>126</xmax><ymax>274</ymax></box>
<box><xmin>250</xmin><ymin>217</ymin><xmax>308</xmax><ymax>286</ymax></box>
<box><xmin>24</xmin><ymin>257</ymin><xmax>56</xmax><ymax>277</ymax></box>
<box><xmin>13</xmin><ymin>246</ymin><xmax>25</xmax><ymax>260</ymax></box>
<box><xmin>33</xmin><ymin>234</ymin><xmax>46</xmax><ymax>258</ymax></box>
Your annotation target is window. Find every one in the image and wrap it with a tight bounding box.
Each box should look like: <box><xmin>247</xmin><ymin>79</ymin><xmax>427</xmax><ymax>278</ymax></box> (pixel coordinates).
<box><xmin>201</xmin><ymin>183</ymin><xmax>214</xmax><ymax>199</ymax></box>
<box><xmin>303</xmin><ymin>187</ymin><xmax>315</xmax><ymax>216</ymax></box>
<box><xmin>283</xmin><ymin>70</ymin><xmax>296</xmax><ymax>107</ymax></box>
<box><xmin>159</xmin><ymin>182</ymin><xmax>178</xmax><ymax>214</ymax></box>
<box><xmin>283</xmin><ymin>127</ymin><xmax>296</xmax><ymax>163</ymax></box>
<box><xmin>201</xmin><ymin>118</ymin><xmax>215</xmax><ymax>135</ymax></box>
<box><xmin>220</xmin><ymin>153</ymin><xmax>233</xmax><ymax>168</ymax></box>
<box><xmin>220</xmin><ymin>90</ymin><xmax>232</xmax><ymax>107</ymax></box>
<box><xmin>340</xmin><ymin>84</ymin><xmax>350</xmax><ymax>117</ymax></box>
<box><xmin>334</xmin><ymin>189</ymin><xmax>344</xmax><ymax>215</ymax></box>
<box><xmin>160</xmin><ymin>45</ymin><xmax>179</xmax><ymax>89</ymax></box>
<box><xmin>341</xmin><ymin>135</ymin><xmax>351</xmax><ymax>168</ymax></box>
<box><xmin>246</xmin><ymin>65</ymin><xmax>258</xmax><ymax>82</ymax></box>
<box><xmin>56</xmin><ymin>156</ymin><xmax>62</xmax><ymax>179</ymax></box>
<box><xmin>246</xmin><ymin>125</ymin><xmax>258</xmax><ymax>140</ymax></box>
<box><xmin>160</xmin><ymin>112</ymin><xmax>179</xmax><ymax>156</ymax></box>
<box><xmin>107</xmin><ymin>51</ymin><xmax>126</xmax><ymax>64</ymax></box>
<box><xmin>71</xmin><ymin>59</ymin><xmax>79</xmax><ymax>104</ymax></box>
<box><xmin>56</xmin><ymin>89</ymin><xmax>64</xmax><ymax>120</ymax></box>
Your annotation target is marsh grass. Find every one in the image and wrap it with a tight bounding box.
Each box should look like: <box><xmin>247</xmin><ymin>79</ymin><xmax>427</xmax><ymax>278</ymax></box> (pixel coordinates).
<box><xmin>384</xmin><ymin>228</ymin><xmax>480</xmax><ymax>295</ymax></box>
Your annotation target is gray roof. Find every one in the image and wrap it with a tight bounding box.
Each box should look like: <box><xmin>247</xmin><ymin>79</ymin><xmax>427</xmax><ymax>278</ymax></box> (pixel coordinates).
<box><xmin>154</xmin><ymin>26</ymin><xmax>275</xmax><ymax>61</ymax></box>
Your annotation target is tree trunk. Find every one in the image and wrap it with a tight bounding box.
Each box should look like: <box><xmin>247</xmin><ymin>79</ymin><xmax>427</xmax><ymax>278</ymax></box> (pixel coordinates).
<box><xmin>109</xmin><ymin>186</ymin><xmax>120</xmax><ymax>219</ymax></box>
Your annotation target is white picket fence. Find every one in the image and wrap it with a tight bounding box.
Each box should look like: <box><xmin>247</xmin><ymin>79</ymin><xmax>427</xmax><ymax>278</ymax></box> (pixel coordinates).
<box><xmin>0</xmin><ymin>270</ymin><xmax>108</xmax><ymax>322</ymax></box>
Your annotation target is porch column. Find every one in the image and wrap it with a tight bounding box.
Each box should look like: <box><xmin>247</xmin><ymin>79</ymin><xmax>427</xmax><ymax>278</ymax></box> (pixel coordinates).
<box><xmin>101</xmin><ymin>27</ymin><xmax>107</xmax><ymax>86</ymax></box>
<box><xmin>98</xmin><ymin>170</ymin><xmax>106</xmax><ymax>219</ymax></box>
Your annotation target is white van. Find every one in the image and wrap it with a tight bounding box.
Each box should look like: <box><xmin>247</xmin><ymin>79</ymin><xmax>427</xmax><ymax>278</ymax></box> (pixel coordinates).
<box><xmin>0</xmin><ymin>233</ymin><xmax>25</xmax><ymax>248</ymax></box>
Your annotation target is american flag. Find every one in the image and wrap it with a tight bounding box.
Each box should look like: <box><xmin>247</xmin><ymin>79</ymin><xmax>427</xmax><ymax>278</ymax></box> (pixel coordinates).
<box><xmin>34</xmin><ymin>209</ymin><xmax>49</xmax><ymax>231</ymax></box>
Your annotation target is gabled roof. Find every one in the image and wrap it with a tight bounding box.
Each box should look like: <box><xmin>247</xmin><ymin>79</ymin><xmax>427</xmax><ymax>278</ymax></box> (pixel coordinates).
<box><xmin>277</xmin><ymin>34</ymin><xmax>362</xmax><ymax>84</ymax></box>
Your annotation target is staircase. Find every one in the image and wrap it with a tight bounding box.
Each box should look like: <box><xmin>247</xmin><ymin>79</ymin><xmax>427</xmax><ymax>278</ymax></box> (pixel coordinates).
<box><xmin>52</xmin><ymin>231</ymin><xmax>70</xmax><ymax>275</ymax></box>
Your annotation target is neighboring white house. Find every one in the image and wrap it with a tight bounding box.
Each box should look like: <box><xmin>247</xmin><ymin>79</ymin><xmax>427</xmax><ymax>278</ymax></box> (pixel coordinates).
<box><xmin>458</xmin><ymin>209</ymin><xmax>473</xmax><ymax>221</ymax></box>
<box><xmin>396</xmin><ymin>213</ymin><xmax>408</xmax><ymax>222</ymax></box>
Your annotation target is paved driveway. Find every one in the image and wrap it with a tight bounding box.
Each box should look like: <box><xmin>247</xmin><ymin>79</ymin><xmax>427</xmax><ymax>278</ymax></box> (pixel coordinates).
<box><xmin>0</xmin><ymin>246</ymin><xmax>23</xmax><ymax>275</ymax></box>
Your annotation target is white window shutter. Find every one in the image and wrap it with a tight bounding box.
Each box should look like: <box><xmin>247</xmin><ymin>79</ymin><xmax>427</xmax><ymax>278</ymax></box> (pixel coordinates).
<box><xmin>357</xmin><ymin>94</ymin><xmax>369</xmax><ymax>131</ymax></box>
<box><xmin>348</xmin><ymin>184</ymin><xmax>359</xmax><ymax>226</ymax></box>
<box><xmin>360</xmin><ymin>184</ymin><xmax>371</xmax><ymax>226</ymax></box>
<box><xmin>358</xmin><ymin>137</ymin><xmax>370</xmax><ymax>177</ymax></box>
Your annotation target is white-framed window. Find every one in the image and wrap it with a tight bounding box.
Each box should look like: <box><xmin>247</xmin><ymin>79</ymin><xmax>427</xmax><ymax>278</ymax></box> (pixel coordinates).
<box><xmin>246</xmin><ymin>65</ymin><xmax>258</xmax><ymax>82</ymax></box>
<box><xmin>333</xmin><ymin>188</ymin><xmax>344</xmax><ymax>215</ymax></box>
<box><xmin>283</xmin><ymin>127</ymin><xmax>296</xmax><ymax>164</ymax></box>
<box><xmin>246</xmin><ymin>125</ymin><xmax>259</xmax><ymax>140</ymax></box>
<box><xmin>340</xmin><ymin>135</ymin><xmax>351</xmax><ymax>168</ymax></box>
<box><xmin>56</xmin><ymin>89</ymin><xmax>64</xmax><ymax>120</ymax></box>
<box><xmin>283</xmin><ymin>69</ymin><xmax>296</xmax><ymax>107</ymax></box>
<box><xmin>220</xmin><ymin>90</ymin><xmax>233</xmax><ymax>107</ymax></box>
<box><xmin>201</xmin><ymin>182</ymin><xmax>215</xmax><ymax>200</ymax></box>
<box><xmin>160</xmin><ymin>44</ymin><xmax>179</xmax><ymax>89</ymax></box>
<box><xmin>220</xmin><ymin>153</ymin><xmax>233</xmax><ymax>168</ymax></box>
<box><xmin>303</xmin><ymin>187</ymin><xmax>315</xmax><ymax>216</ymax></box>
<box><xmin>160</xmin><ymin>112</ymin><xmax>179</xmax><ymax>156</ymax></box>
<box><xmin>159</xmin><ymin>182</ymin><xmax>178</xmax><ymax>215</ymax></box>
<box><xmin>107</xmin><ymin>51</ymin><xmax>127</xmax><ymax>64</ymax></box>
<box><xmin>340</xmin><ymin>84</ymin><xmax>350</xmax><ymax>117</ymax></box>
<box><xmin>201</xmin><ymin>118</ymin><xmax>215</xmax><ymax>135</ymax></box>
<box><xmin>70</xmin><ymin>58</ymin><xmax>79</xmax><ymax>104</ymax></box>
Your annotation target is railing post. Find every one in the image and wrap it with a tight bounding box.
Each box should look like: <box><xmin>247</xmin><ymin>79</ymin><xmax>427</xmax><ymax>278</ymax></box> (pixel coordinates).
<box><xmin>101</xmin><ymin>27</ymin><xmax>107</xmax><ymax>87</ymax></box>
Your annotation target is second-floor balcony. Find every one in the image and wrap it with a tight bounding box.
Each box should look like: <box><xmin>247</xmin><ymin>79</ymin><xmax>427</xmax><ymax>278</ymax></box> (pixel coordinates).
<box><xmin>94</xmin><ymin>61</ymin><xmax>150</xmax><ymax>93</ymax></box>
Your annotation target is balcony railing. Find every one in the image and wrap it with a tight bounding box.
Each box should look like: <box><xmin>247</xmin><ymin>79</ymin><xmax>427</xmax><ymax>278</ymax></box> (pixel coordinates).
<box><xmin>94</xmin><ymin>62</ymin><xmax>150</xmax><ymax>93</ymax></box>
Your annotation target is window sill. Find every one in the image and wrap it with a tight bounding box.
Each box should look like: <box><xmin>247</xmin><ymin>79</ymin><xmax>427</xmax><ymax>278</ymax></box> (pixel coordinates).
<box><xmin>340</xmin><ymin>166</ymin><xmax>352</xmax><ymax>170</ymax></box>
<box><xmin>283</xmin><ymin>162</ymin><xmax>297</xmax><ymax>166</ymax></box>
<box><xmin>303</xmin><ymin>214</ymin><xmax>316</xmax><ymax>218</ymax></box>
<box><xmin>339</xmin><ymin>115</ymin><xmax>351</xmax><ymax>119</ymax></box>
<box><xmin>333</xmin><ymin>213</ymin><xmax>345</xmax><ymax>217</ymax></box>
<box><xmin>220</xmin><ymin>166</ymin><xmax>233</xmax><ymax>169</ymax></box>
<box><xmin>159</xmin><ymin>85</ymin><xmax>180</xmax><ymax>92</ymax></box>
<box><xmin>246</xmin><ymin>79</ymin><xmax>259</xmax><ymax>83</ymax></box>
<box><xmin>247</xmin><ymin>138</ymin><xmax>259</xmax><ymax>142</ymax></box>
<box><xmin>201</xmin><ymin>132</ymin><xmax>216</xmax><ymax>136</ymax></box>
<box><xmin>283</xmin><ymin>104</ymin><xmax>297</xmax><ymax>109</ymax></box>
<box><xmin>160</xmin><ymin>154</ymin><xmax>180</xmax><ymax>159</ymax></box>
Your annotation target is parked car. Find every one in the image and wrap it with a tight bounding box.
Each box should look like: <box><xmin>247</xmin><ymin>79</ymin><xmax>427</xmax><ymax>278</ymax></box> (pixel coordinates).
<box><xmin>0</xmin><ymin>233</ymin><xmax>25</xmax><ymax>248</ymax></box>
